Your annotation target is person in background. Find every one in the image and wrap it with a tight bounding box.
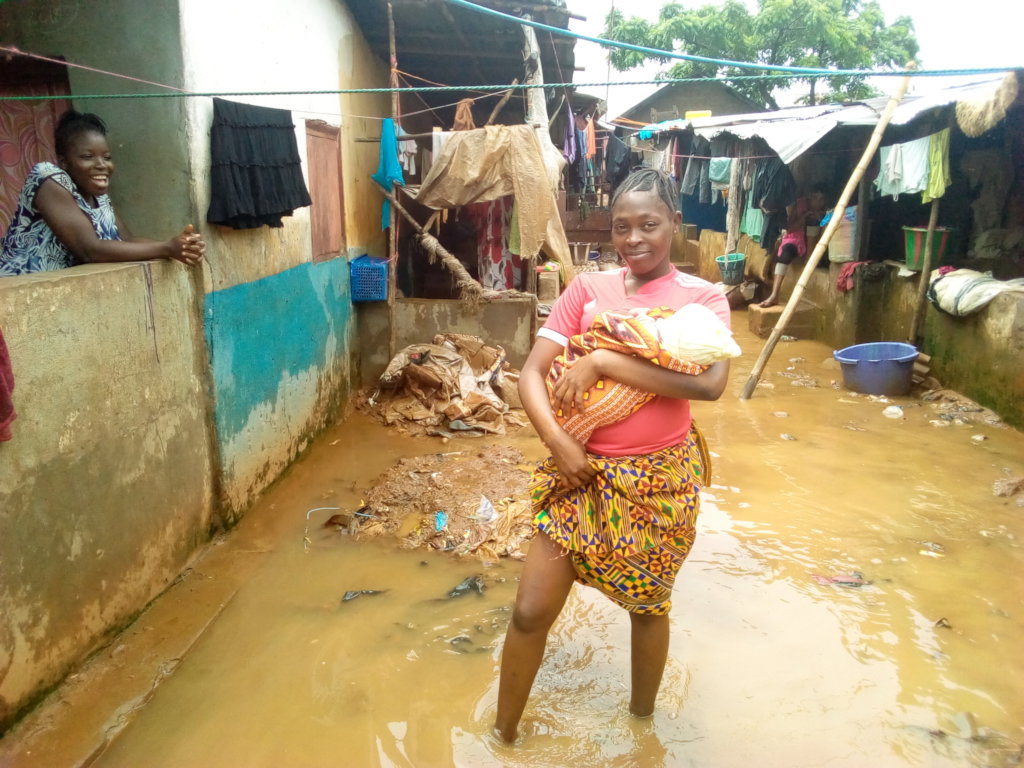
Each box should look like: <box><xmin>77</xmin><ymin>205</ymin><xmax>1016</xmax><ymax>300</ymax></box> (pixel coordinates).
<box><xmin>0</xmin><ymin>110</ymin><xmax>205</xmax><ymax>276</ymax></box>
<box><xmin>758</xmin><ymin>186</ymin><xmax>828</xmax><ymax>308</ymax></box>
<box><xmin>494</xmin><ymin>168</ymin><xmax>731</xmax><ymax>743</ymax></box>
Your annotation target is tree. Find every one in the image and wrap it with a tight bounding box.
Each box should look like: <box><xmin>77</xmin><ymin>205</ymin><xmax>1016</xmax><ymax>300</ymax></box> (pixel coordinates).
<box><xmin>603</xmin><ymin>0</ymin><xmax>919</xmax><ymax>109</ymax></box>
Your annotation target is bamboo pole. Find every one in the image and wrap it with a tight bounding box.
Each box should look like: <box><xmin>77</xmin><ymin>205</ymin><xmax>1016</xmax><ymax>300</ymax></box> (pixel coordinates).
<box><xmin>907</xmin><ymin>198</ymin><xmax>940</xmax><ymax>345</ymax></box>
<box><xmin>739</xmin><ymin>72</ymin><xmax>914</xmax><ymax>400</ymax></box>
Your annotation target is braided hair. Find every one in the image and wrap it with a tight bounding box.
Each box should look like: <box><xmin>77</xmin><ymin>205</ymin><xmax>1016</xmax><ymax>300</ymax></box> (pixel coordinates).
<box><xmin>609</xmin><ymin>167</ymin><xmax>678</xmax><ymax>216</ymax></box>
<box><xmin>54</xmin><ymin>110</ymin><xmax>108</xmax><ymax>158</ymax></box>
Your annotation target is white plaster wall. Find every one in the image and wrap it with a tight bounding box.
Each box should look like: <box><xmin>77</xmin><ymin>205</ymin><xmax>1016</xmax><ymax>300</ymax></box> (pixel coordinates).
<box><xmin>177</xmin><ymin>0</ymin><xmax>390</xmax><ymax>292</ymax></box>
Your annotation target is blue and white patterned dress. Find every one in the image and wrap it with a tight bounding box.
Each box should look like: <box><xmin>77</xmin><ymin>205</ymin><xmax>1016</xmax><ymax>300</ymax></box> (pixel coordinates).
<box><xmin>0</xmin><ymin>162</ymin><xmax>121</xmax><ymax>276</ymax></box>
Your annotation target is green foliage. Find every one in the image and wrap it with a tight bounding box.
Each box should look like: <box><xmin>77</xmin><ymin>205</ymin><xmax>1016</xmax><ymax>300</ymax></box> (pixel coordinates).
<box><xmin>603</xmin><ymin>0</ymin><xmax>919</xmax><ymax>109</ymax></box>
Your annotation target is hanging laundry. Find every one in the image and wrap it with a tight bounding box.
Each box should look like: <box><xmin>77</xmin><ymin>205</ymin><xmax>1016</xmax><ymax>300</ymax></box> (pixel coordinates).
<box><xmin>835</xmin><ymin>260</ymin><xmax>869</xmax><ymax>292</ymax></box>
<box><xmin>923</xmin><ymin>128</ymin><xmax>951</xmax><ymax>204</ymax></box>
<box><xmin>432</xmin><ymin>129</ymin><xmax>449</xmax><ymax>165</ymax></box>
<box><xmin>585</xmin><ymin>116</ymin><xmax>597</xmax><ymax>160</ymax></box>
<box><xmin>605</xmin><ymin>134</ymin><xmax>632</xmax><ymax>193</ymax></box>
<box><xmin>0</xmin><ymin>327</ymin><xmax>14</xmax><ymax>442</ymax></box>
<box><xmin>395</xmin><ymin>124</ymin><xmax>417</xmax><ymax>176</ymax></box>
<box><xmin>560</xmin><ymin>101</ymin><xmax>576</xmax><ymax>166</ymax></box>
<box><xmin>464</xmin><ymin>196</ymin><xmax>521</xmax><ymax>291</ymax></box>
<box><xmin>574</xmin><ymin>128</ymin><xmax>588</xmax><ymax>190</ymax></box>
<box><xmin>680</xmin><ymin>135</ymin><xmax>701</xmax><ymax>197</ymax></box>
<box><xmin>206</xmin><ymin>98</ymin><xmax>312</xmax><ymax>229</ymax></box>
<box><xmin>371</xmin><ymin>118</ymin><xmax>406</xmax><ymax>230</ymax></box>
<box><xmin>708</xmin><ymin>157</ymin><xmax>732</xmax><ymax>203</ymax></box>
<box><xmin>751</xmin><ymin>156</ymin><xmax>797</xmax><ymax>251</ymax></box>
<box><xmin>452</xmin><ymin>99</ymin><xmax>476</xmax><ymax>131</ymax></box>
<box><xmin>875</xmin><ymin>134</ymin><xmax>930</xmax><ymax>199</ymax></box>
<box><xmin>740</xmin><ymin>193</ymin><xmax>765</xmax><ymax>242</ymax></box>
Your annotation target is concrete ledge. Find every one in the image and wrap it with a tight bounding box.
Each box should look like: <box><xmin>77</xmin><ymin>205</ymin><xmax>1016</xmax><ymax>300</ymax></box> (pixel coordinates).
<box><xmin>747</xmin><ymin>300</ymin><xmax>819</xmax><ymax>339</ymax></box>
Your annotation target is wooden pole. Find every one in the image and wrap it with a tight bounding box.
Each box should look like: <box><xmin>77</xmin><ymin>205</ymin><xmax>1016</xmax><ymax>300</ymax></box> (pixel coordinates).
<box><xmin>387</xmin><ymin>1</ymin><xmax>399</xmax><ymax>360</ymax></box>
<box><xmin>739</xmin><ymin>72</ymin><xmax>914</xmax><ymax>400</ymax></box>
<box><xmin>485</xmin><ymin>78</ymin><xmax>518</xmax><ymax>126</ymax></box>
<box><xmin>907</xmin><ymin>198</ymin><xmax>940</xmax><ymax>345</ymax></box>
<box><xmin>725</xmin><ymin>160</ymin><xmax>742</xmax><ymax>254</ymax></box>
<box><xmin>854</xmin><ymin>175</ymin><xmax>869</xmax><ymax>259</ymax></box>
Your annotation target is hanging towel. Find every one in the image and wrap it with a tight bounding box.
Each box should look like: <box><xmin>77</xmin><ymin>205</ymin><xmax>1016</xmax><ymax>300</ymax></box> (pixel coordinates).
<box><xmin>0</xmin><ymin>327</ymin><xmax>15</xmax><ymax>442</ymax></box>
<box><xmin>452</xmin><ymin>99</ymin><xmax>476</xmax><ymax>131</ymax></box>
<box><xmin>207</xmin><ymin>98</ymin><xmax>312</xmax><ymax>229</ymax></box>
<box><xmin>585</xmin><ymin>117</ymin><xmax>597</xmax><ymax>160</ymax></box>
<box><xmin>372</xmin><ymin>118</ymin><xmax>406</xmax><ymax>230</ymax></box>
<box><xmin>923</xmin><ymin>128</ymin><xmax>951</xmax><ymax>204</ymax></box>
<box><xmin>836</xmin><ymin>260</ymin><xmax>869</xmax><ymax>293</ymax></box>
<box><xmin>875</xmin><ymin>135</ymin><xmax>930</xmax><ymax>199</ymax></box>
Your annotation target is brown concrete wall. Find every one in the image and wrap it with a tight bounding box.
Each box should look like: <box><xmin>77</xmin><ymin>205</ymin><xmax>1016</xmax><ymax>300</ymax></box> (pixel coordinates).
<box><xmin>0</xmin><ymin>264</ymin><xmax>215</xmax><ymax>730</ymax></box>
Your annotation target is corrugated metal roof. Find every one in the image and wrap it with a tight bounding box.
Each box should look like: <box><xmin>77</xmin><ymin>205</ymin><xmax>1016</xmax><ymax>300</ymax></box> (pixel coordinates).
<box><xmin>641</xmin><ymin>75</ymin><xmax>1018</xmax><ymax>162</ymax></box>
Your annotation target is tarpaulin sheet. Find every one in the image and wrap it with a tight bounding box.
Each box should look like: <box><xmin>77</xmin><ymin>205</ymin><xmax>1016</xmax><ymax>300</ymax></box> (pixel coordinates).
<box><xmin>415</xmin><ymin>125</ymin><xmax>572</xmax><ymax>271</ymax></box>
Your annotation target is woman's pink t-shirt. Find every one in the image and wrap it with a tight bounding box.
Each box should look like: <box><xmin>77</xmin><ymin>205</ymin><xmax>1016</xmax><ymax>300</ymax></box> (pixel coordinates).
<box><xmin>538</xmin><ymin>268</ymin><xmax>731</xmax><ymax>457</ymax></box>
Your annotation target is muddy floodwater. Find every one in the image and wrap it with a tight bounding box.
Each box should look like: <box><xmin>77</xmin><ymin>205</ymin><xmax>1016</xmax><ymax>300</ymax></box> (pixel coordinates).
<box><xmin>5</xmin><ymin>317</ymin><xmax>1024</xmax><ymax>768</ymax></box>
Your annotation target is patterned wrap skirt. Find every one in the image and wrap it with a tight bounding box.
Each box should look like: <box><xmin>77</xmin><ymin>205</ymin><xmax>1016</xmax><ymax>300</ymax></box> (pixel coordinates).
<box><xmin>532</xmin><ymin>427</ymin><xmax>710</xmax><ymax>616</ymax></box>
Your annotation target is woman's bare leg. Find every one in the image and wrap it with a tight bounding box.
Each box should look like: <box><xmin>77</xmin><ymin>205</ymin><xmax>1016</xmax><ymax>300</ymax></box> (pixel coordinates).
<box><xmin>629</xmin><ymin>612</ymin><xmax>670</xmax><ymax>716</ymax></box>
<box><xmin>494</xmin><ymin>531</ymin><xmax>577</xmax><ymax>742</ymax></box>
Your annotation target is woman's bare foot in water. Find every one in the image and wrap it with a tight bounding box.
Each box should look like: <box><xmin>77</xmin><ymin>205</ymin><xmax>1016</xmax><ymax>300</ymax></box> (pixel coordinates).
<box><xmin>759</xmin><ymin>294</ymin><xmax>779</xmax><ymax>308</ymax></box>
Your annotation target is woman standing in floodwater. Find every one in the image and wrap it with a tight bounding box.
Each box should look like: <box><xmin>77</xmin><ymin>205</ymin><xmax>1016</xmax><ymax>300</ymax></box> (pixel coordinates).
<box><xmin>494</xmin><ymin>168</ymin><xmax>732</xmax><ymax>742</ymax></box>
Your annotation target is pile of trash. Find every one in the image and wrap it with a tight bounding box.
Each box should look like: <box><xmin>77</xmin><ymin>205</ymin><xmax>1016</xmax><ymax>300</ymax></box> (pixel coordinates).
<box><xmin>359</xmin><ymin>333</ymin><xmax>527</xmax><ymax>438</ymax></box>
<box><xmin>352</xmin><ymin>446</ymin><xmax>535</xmax><ymax>562</ymax></box>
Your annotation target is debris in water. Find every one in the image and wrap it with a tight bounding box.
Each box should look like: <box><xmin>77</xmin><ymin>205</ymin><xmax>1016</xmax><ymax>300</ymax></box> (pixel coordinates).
<box><xmin>475</xmin><ymin>496</ymin><xmax>498</xmax><ymax>523</ymax></box>
<box><xmin>992</xmin><ymin>475</ymin><xmax>1024</xmax><ymax>498</ymax></box>
<box><xmin>813</xmin><ymin>572</ymin><xmax>871</xmax><ymax>587</ymax></box>
<box><xmin>780</xmin><ymin>433</ymin><xmax>797</xmax><ymax>441</ymax></box>
<box><xmin>447</xmin><ymin>575</ymin><xmax>485</xmax><ymax>598</ymax></box>
<box><xmin>355</xmin><ymin>447</ymin><xmax>534</xmax><ymax>561</ymax></box>
<box><xmin>781</xmin><ymin>335</ymin><xmax>797</xmax><ymax>342</ymax></box>
<box><xmin>434</xmin><ymin>510</ymin><xmax>448</xmax><ymax>532</ymax></box>
<box><xmin>971</xmin><ymin>434</ymin><xmax>988</xmax><ymax>444</ymax></box>
<box><xmin>934</xmin><ymin>617</ymin><xmax>952</xmax><ymax>629</ymax></box>
<box><xmin>341</xmin><ymin>589</ymin><xmax>388</xmax><ymax>603</ymax></box>
<box><xmin>883</xmin><ymin>406</ymin><xmax>904</xmax><ymax>419</ymax></box>
<box><xmin>918</xmin><ymin>540</ymin><xmax>945</xmax><ymax>556</ymax></box>
<box><xmin>773</xmin><ymin>411</ymin><xmax>789</xmax><ymax>418</ymax></box>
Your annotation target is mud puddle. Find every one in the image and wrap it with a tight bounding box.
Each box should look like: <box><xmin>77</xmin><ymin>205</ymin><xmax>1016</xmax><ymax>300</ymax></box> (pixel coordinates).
<box><xmin>4</xmin><ymin>316</ymin><xmax>1023</xmax><ymax>768</ymax></box>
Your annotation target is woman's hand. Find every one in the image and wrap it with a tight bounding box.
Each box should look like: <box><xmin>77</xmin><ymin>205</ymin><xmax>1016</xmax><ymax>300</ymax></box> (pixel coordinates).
<box><xmin>551</xmin><ymin>350</ymin><xmax>606</xmax><ymax>415</ymax></box>
<box><xmin>167</xmin><ymin>224</ymin><xmax>205</xmax><ymax>266</ymax></box>
<box><xmin>548</xmin><ymin>430</ymin><xmax>597</xmax><ymax>489</ymax></box>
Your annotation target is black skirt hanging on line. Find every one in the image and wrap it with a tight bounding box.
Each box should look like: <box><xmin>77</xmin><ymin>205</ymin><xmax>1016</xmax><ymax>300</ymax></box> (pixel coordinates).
<box><xmin>207</xmin><ymin>98</ymin><xmax>312</xmax><ymax>229</ymax></box>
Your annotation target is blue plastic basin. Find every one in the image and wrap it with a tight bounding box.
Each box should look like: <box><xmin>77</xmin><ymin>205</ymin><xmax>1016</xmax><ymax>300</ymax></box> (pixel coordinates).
<box><xmin>833</xmin><ymin>342</ymin><xmax>918</xmax><ymax>396</ymax></box>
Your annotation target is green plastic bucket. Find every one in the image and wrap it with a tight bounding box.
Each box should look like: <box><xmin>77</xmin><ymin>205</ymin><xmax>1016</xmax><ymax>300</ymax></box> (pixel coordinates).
<box><xmin>715</xmin><ymin>252</ymin><xmax>745</xmax><ymax>285</ymax></box>
<box><xmin>903</xmin><ymin>226</ymin><xmax>952</xmax><ymax>271</ymax></box>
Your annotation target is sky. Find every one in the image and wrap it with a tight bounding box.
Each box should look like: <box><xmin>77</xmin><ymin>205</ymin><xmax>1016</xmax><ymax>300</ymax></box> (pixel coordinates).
<box><xmin>563</xmin><ymin>0</ymin><xmax>1022</xmax><ymax>118</ymax></box>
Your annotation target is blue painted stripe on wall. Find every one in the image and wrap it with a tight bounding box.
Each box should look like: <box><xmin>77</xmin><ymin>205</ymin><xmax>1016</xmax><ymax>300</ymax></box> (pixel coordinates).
<box><xmin>203</xmin><ymin>259</ymin><xmax>352</xmax><ymax>441</ymax></box>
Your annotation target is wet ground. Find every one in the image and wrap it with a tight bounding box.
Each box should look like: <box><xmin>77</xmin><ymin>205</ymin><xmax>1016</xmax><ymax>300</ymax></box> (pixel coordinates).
<box><xmin>3</xmin><ymin>315</ymin><xmax>1024</xmax><ymax>768</ymax></box>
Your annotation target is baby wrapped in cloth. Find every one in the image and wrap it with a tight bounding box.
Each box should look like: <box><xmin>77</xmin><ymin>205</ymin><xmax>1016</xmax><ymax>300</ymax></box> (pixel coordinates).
<box><xmin>547</xmin><ymin>303</ymin><xmax>741</xmax><ymax>442</ymax></box>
